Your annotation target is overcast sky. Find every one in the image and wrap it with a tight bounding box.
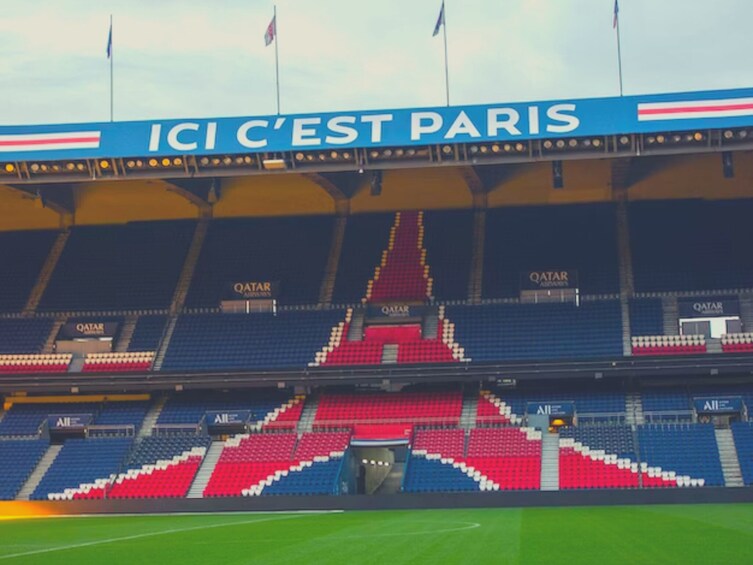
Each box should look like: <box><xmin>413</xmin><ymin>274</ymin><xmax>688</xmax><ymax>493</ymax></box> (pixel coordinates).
<box><xmin>0</xmin><ymin>0</ymin><xmax>751</xmax><ymax>125</ymax></box>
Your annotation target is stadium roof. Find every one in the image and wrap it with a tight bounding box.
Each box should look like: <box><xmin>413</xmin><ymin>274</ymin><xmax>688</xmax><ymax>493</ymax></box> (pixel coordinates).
<box><xmin>2</xmin><ymin>86</ymin><xmax>753</xmax><ymax>185</ymax></box>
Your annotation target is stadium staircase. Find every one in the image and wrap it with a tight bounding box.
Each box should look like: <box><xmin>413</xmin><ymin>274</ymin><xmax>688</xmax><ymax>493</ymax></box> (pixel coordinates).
<box><xmin>739</xmin><ymin>295</ymin><xmax>753</xmax><ymax>331</ymax></box>
<box><xmin>365</xmin><ymin>210</ymin><xmax>432</xmax><ymax>303</ymax></box>
<box><xmin>16</xmin><ymin>444</ymin><xmax>61</xmax><ymax>501</ymax></box>
<box><xmin>187</xmin><ymin>441</ymin><xmax>225</xmax><ymax>498</ymax></box>
<box><xmin>459</xmin><ymin>391</ymin><xmax>478</xmax><ymax>431</ymax></box>
<box><xmin>114</xmin><ymin>315</ymin><xmax>139</xmax><ymax>353</ymax></box>
<box><xmin>715</xmin><ymin>428</ymin><xmax>744</xmax><ymax>487</ymax></box>
<box><xmin>540</xmin><ymin>432</ymin><xmax>560</xmax><ymax>491</ymax></box>
<box><xmin>625</xmin><ymin>394</ymin><xmax>645</xmax><ymax>426</ymax></box>
<box><xmin>23</xmin><ymin>230</ymin><xmax>70</xmax><ymax>314</ymax></box>
<box><xmin>41</xmin><ymin>318</ymin><xmax>66</xmax><ymax>354</ymax></box>
<box><xmin>381</xmin><ymin>344</ymin><xmax>399</xmax><ymax>364</ymax></box>
<box><xmin>318</xmin><ymin>215</ymin><xmax>347</xmax><ymax>305</ymax></box>
<box><xmin>138</xmin><ymin>396</ymin><xmax>166</xmax><ymax>438</ymax></box>
<box><xmin>152</xmin><ymin>318</ymin><xmax>178</xmax><ymax>372</ymax></box>
<box><xmin>468</xmin><ymin>209</ymin><xmax>486</xmax><ymax>304</ymax></box>
<box><xmin>67</xmin><ymin>356</ymin><xmax>85</xmax><ymax>373</ymax></box>
<box><xmin>169</xmin><ymin>218</ymin><xmax>210</xmax><ymax>315</ymax></box>
<box><xmin>297</xmin><ymin>397</ymin><xmax>319</xmax><ymax>434</ymax></box>
<box><xmin>662</xmin><ymin>296</ymin><xmax>679</xmax><ymax>335</ymax></box>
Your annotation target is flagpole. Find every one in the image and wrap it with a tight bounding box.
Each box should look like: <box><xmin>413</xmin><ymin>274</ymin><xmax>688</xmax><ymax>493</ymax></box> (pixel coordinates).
<box><xmin>442</xmin><ymin>1</ymin><xmax>450</xmax><ymax>106</ymax></box>
<box><xmin>615</xmin><ymin>7</ymin><xmax>624</xmax><ymax>96</ymax></box>
<box><xmin>109</xmin><ymin>14</ymin><xmax>114</xmax><ymax>121</ymax></box>
<box><xmin>274</xmin><ymin>5</ymin><xmax>281</xmax><ymax>115</ymax></box>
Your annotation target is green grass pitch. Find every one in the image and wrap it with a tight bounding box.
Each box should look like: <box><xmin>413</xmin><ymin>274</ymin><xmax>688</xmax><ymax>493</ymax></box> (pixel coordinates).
<box><xmin>1</xmin><ymin>504</ymin><xmax>753</xmax><ymax>564</ymax></box>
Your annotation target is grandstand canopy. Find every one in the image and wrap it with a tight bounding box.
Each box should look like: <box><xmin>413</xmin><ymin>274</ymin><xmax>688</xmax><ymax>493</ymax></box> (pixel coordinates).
<box><xmin>1</xmin><ymin>86</ymin><xmax>753</xmax><ymax>228</ymax></box>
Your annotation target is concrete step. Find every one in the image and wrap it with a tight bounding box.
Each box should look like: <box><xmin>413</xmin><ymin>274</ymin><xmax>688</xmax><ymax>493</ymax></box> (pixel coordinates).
<box><xmin>459</xmin><ymin>391</ymin><xmax>478</xmax><ymax>431</ymax></box>
<box><xmin>152</xmin><ymin>317</ymin><xmax>178</xmax><ymax>372</ymax></box>
<box><xmin>16</xmin><ymin>444</ymin><xmax>62</xmax><ymax>500</ymax></box>
<box><xmin>381</xmin><ymin>344</ymin><xmax>398</xmax><ymax>364</ymax></box>
<box><xmin>540</xmin><ymin>432</ymin><xmax>560</xmax><ymax>491</ymax></box>
<box><xmin>138</xmin><ymin>395</ymin><xmax>167</xmax><ymax>438</ymax></box>
<box><xmin>67</xmin><ymin>355</ymin><xmax>85</xmax><ymax>373</ymax></box>
<box><xmin>187</xmin><ymin>441</ymin><xmax>225</xmax><ymax>499</ymax></box>
<box><xmin>715</xmin><ymin>428</ymin><xmax>744</xmax><ymax>487</ymax></box>
<box><xmin>114</xmin><ymin>315</ymin><xmax>139</xmax><ymax>353</ymax></box>
<box><xmin>297</xmin><ymin>396</ymin><xmax>318</xmax><ymax>435</ymax></box>
<box><xmin>347</xmin><ymin>311</ymin><xmax>365</xmax><ymax>341</ymax></box>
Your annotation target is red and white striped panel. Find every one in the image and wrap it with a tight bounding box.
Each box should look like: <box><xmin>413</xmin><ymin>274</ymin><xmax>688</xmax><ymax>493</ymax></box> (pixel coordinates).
<box><xmin>638</xmin><ymin>97</ymin><xmax>753</xmax><ymax>121</ymax></box>
<box><xmin>0</xmin><ymin>131</ymin><xmax>101</xmax><ymax>152</ymax></box>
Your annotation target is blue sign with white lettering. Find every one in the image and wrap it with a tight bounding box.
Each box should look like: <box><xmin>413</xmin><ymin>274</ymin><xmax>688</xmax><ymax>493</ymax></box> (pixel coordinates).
<box><xmin>693</xmin><ymin>397</ymin><xmax>743</xmax><ymax>414</ymax></box>
<box><xmin>2</xmin><ymin>87</ymin><xmax>753</xmax><ymax>161</ymax></box>
<box><xmin>206</xmin><ymin>410</ymin><xmax>251</xmax><ymax>427</ymax></box>
<box><xmin>526</xmin><ymin>402</ymin><xmax>575</xmax><ymax>417</ymax></box>
<box><xmin>47</xmin><ymin>414</ymin><xmax>93</xmax><ymax>430</ymax></box>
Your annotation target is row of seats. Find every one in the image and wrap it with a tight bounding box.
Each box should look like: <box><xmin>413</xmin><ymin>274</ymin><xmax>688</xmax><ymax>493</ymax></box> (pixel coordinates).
<box><xmin>314</xmin><ymin>391</ymin><xmax>463</xmax><ymax>427</ymax></box>
<box><xmin>404</xmin><ymin>427</ymin><xmax>542</xmax><ymax>492</ymax></box>
<box><xmin>0</xmin><ymin>354</ymin><xmax>71</xmax><ymax>374</ymax></box>
<box><xmin>205</xmin><ymin>431</ymin><xmax>350</xmax><ymax>497</ymax></box>
<box><xmin>632</xmin><ymin>335</ymin><xmax>707</xmax><ymax>355</ymax></box>
<box><xmin>6</xmin><ymin>202</ymin><xmax>753</xmax><ymax>315</ymax></box>
<box><xmin>81</xmin><ymin>352</ymin><xmax>154</xmax><ymax>373</ymax></box>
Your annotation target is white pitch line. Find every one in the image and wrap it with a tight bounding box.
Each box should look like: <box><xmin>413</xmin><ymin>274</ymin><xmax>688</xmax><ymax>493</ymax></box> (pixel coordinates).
<box><xmin>0</xmin><ymin>513</ymin><xmax>307</xmax><ymax>561</ymax></box>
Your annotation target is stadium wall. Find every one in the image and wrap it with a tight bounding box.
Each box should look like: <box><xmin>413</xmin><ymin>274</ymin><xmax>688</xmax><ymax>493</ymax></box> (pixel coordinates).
<box><xmin>73</xmin><ymin>180</ymin><xmax>199</xmax><ymax>225</ymax></box>
<box><xmin>213</xmin><ymin>175</ymin><xmax>336</xmax><ymax>217</ymax></box>
<box><xmin>0</xmin><ymin>186</ymin><xmax>62</xmax><ymax>230</ymax></box>
<box><xmin>3</xmin><ymin>488</ymin><xmax>753</xmax><ymax>518</ymax></box>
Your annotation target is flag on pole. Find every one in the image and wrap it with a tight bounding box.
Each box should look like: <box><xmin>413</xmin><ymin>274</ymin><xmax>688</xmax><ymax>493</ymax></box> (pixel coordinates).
<box><xmin>106</xmin><ymin>21</ymin><xmax>113</xmax><ymax>58</ymax></box>
<box><xmin>613</xmin><ymin>0</ymin><xmax>619</xmax><ymax>29</ymax></box>
<box><xmin>264</xmin><ymin>15</ymin><xmax>277</xmax><ymax>46</ymax></box>
<box><xmin>432</xmin><ymin>1</ymin><xmax>445</xmax><ymax>37</ymax></box>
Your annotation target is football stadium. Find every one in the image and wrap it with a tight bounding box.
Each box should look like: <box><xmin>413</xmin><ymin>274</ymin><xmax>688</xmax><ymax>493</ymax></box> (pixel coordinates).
<box><xmin>2</xmin><ymin>1</ymin><xmax>753</xmax><ymax>562</ymax></box>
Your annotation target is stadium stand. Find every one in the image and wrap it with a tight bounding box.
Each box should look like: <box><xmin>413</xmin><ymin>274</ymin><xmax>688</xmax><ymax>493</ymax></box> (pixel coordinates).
<box><xmin>630</xmin><ymin>199</ymin><xmax>753</xmax><ymax>293</ymax></box>
<box><xmin>332</xmin><ymin>213</ymin><xmax>395</xmax><ymax>304</ymax></box>
<box><xmin>204</xmin><ymin>432</ymin><xmax>297</xmax><ymax>497</ymax></box>
<box><xmin>127</xmin><ymin>315</ymin><xmax>167</xmax><ymax>352</ymax></box>
<box><xmin>0</xmin><ymin>319</ymin><xmax>55</xmax><ymax>354</ymax></box>
<box><xmin>185</xmin><ymin>215</ymin><xmax>334</xmax><ymax>307</ymax></box>
<box><xmin>365</xmin><ymin>211</ymin><xmax>432</xmax><ymax>303</ymax></box>
<box><xmin>0</xmin><ymin>439</ymin><xmax>49</xmax><ymax>499</ymax></box>
<box><xmin>156</xmin><ymin>390</ymin><xmax>302</xmax><ymax>429</ymax></box>
<box><xmin>81</xmin><ymin>352</ymin><xmax>154</xmax><ymax>373</ymax></box>
<box><xmin>731</xmin><ymin>422</ymin><xmax>753</xmax><ymax>486</ymax></box>
<box><xmin>446</xmin><ymin>301</ymin><xmax>623</xmax><ymax>361</ymax></box>
<box><xmin>313</xmin><ymin>391</ymin><xmax>463</xmax><ymax>428</ymax></box>
<box><xmin>161</xmin><ymin>310</ymin><xmax>344</xmax><ymax>371</ymax></box>
<box><xmin>632</xmin><ymin>335</ymin><xmax>706</xmax><ymax>356</ymax></box>
<box><xmin>0</xmin><ymin>402</ymin><xmax>95</xmax><ymax>436</ymax></box>
<box><xmin>0</xmin><ymin>229</ymin><xmax>58</xmax><ymax>312</ymax></box>
<box><xmin>559</xmin><ymin>425</ymin><xmax>640</xmax><ymax>489</ymax></box>
<box><xmin>483</xmin><ymin>204</ymin><xmax>620</xmax><ymax>298</ymax></box>
<box><xmin>422</xmin><ymin>209</ymin><xmax>473</xmax><ymax>300</ymax></box>
<box><xmin>721</xmin><ymin>333</ymin><xmax>753</xmax><ymax>353</ymax></box>
<box><xmin>637</xmin><ymin>424</ymin><xmax>723</xmax><ymax>486</ymax></box>
<box><xmin>106</xmin><ymin>435</ymin><xmax>212</xmax><ymax>499</ymax></box>
<box><xmin>0</xmin><ymin>354</ymin><xmax>71</xmax><ymax>374</ymax></box>
<box><xmin>37</xmin><ymin>220</ymin><xmax>195</xmax><ymax>312</ymax></box>
<box><xmin>404</xmin><ymin>426</ymin><xmax>542</xmax><ymax>492</ymax></box>
<box><xmin>32</xmin><ymin>437</ymin><xmax>133</xmax><ymax>500</ymax></box>
<box><xmin>629</xmin><ymin>298</ymin><xmax>665</xmax><ymax>337</ymax></box>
